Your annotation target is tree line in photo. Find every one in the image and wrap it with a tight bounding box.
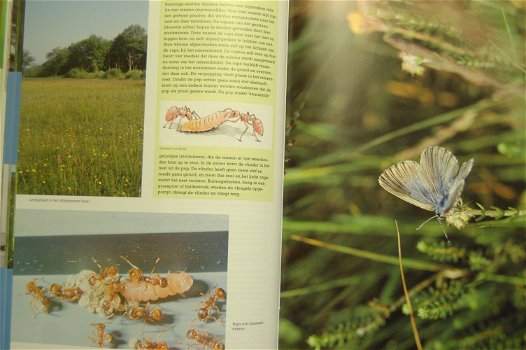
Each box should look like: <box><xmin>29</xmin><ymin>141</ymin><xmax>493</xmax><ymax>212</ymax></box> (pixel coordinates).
<box><xmin>23</xmin><ymin>24</ymin><xmax>147</xmax><ymax>79</ymax></box>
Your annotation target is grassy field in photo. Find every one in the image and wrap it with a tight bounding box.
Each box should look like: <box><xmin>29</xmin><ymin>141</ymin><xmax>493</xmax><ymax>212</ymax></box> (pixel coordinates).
<box><xmin>17</xmin><ymin>78</ymin><xmax>144</xmax><ymax>197</ymax></box>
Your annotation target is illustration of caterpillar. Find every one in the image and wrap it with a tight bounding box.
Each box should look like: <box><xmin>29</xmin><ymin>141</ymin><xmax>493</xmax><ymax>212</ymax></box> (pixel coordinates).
<box><xmin>164</xmin><ymin>106</ymin><xmax>264</xmax><ymax>142</ymax></box>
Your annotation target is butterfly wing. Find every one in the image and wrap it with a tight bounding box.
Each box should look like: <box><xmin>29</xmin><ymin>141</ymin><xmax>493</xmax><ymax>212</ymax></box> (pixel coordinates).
<box><xmin>456</xmin><ymin>158</ymin><xmax>474</xmax><ymax>183</ymax></box>
<box><xmin>419</xmin><ymin>146</ymin><xmax>459</xmax><ymax>200</ymax></box>
<box><xmin>379</xmin><ymin>146</ymin><xmax>474</xmax><ymax>216</ymax></box>
<box><xmin>419</xmin><ymin>146</ymin><xmax>474</xmax><ymax>216</ymax></box>
<box><xmin>378</xmin><ymin>160</ymin><xmax>436</xmax><ymax>212</ymax></box>
<box><xmin>439</xmin><ymin>158</ymin><xmax>474</xmax><ymax>215</ymax></box>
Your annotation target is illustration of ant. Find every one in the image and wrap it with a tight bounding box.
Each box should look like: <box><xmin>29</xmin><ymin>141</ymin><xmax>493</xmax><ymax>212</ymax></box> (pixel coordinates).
<box><xmin>226</xmin><ymin>109</ymin><xmax>264</xmax><ymax>142</ymax></box>
<box><xmin>25</xmin><ymin>280</ymin><xmax>51</xmax><ymax>313</ymax></box>
<box><xmin>163</xmin><ymin>105</ymin><xmax>199</xmax><ymax>129</ymax></box>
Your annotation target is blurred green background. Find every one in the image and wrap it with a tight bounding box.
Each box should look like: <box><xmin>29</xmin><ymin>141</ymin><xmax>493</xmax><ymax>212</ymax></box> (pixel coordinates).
<box><xmin>280</xmin><ymin>1</ymin><xmax>525</xmax><ymax>349</ymax></box>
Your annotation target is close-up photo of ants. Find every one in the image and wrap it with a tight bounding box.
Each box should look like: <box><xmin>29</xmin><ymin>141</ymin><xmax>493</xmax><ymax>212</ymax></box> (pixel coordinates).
<box><xmin>10</xmin><ymin>210</ymin><xmax>228</xmax><ymax>349</ymax></box>
<box><xmin>13</xmin><ymin>256</ymin><xmax>227</xmax><ymax>349</ymax></box>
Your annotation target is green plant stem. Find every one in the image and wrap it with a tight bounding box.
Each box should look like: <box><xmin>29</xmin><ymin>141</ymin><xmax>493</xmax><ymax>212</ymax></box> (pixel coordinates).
<box><xmin>387</xmin><ymin>26</ymin><xmax>481</xmax><ymax>60</ymax></box>
<box><xmin>280</xmin><ymin>276</ymin><xmax>362</xmax><ymax>298</ymax></box>
<box><xmin>353</xmin><ymin>98</ymin><xmax>497</xmax><ymax>155</ymax></box>
<box><xmin>290</xmin><ymin>234</ymin><xmax>443</xmax><ymax>272</ymax></box>
<box><xmin>467</xmin><ymin>208</ymin><xmax>526</xmax><ymax>220</ymax></box>
<box><xmin>291</xmin><ymin>234</ymin><xmax>526</xmax><ymax>286</ymax></box>
<box><xmin>480</xmin><ymin>273</ymin><xmax>526</xmax><ymax>286</ymax></box>
<box><xmin>390</xmin><ymin>275</ymin><xmax>437</xmax><ymax>313</ymax></box>
<box><xmin>396</xmin><ymin>221</ymin><xmax>423</xmax><ymax>350</ymax></box>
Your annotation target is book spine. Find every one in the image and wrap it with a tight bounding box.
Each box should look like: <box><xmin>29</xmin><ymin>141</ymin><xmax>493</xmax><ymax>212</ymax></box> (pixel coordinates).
<box><xmin>1</xmin><ymin>0</ymin><xmax>25</xmax><ymax>347</ymax></box>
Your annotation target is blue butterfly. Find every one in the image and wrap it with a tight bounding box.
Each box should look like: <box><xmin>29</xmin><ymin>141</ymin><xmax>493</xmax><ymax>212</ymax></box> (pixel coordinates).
<box><xmin>379</xmin><ymin>146</ymin><xmax>474</xmax><ymax>220</ymax></box>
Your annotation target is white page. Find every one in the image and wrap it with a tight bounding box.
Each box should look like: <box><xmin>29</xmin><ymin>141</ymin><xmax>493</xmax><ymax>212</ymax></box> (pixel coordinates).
<box><xmin>10</xmin><ymin>0</ymin><xmax>288</xmax><ymax>349</ymax></box>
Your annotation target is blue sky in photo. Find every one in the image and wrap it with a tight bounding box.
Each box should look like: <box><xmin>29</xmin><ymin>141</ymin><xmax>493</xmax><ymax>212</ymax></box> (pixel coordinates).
<box><xmin>23</xmin><ymin>0</ymin><xmax>149</xmax><ymax>64</ymax></box>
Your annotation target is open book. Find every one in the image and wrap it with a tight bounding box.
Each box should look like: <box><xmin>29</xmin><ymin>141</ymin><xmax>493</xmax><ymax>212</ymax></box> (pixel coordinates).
<box><xmin>1</xmin><ymin>0</ymin><xmax>288</xmax><ymax>349</ymax></box>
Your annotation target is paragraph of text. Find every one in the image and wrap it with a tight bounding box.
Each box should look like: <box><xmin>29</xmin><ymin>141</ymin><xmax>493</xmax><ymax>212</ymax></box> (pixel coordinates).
<box><xmin>155</xmin><ymin>148</ymin><xmax>273</xmax><ymax>200</ymax></box>
<box><xmin>160</xmin><ymin>1</ymin><xmax>277</xmax><ymax>100</ymax></box>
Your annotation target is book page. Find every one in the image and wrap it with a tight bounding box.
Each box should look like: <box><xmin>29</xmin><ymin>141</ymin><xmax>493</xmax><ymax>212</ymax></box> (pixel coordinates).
<box><xmin>8</xmin><ymin>1</ymin><xmax>288</xmax><ymax>349</ymax></box>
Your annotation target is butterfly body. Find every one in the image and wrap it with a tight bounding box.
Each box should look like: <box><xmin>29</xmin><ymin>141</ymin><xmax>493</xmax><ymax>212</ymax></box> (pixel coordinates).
<box><xmin>379</xmin><ymin>146</ymin><xmax>473</xmax><ymax>217</ymax></box>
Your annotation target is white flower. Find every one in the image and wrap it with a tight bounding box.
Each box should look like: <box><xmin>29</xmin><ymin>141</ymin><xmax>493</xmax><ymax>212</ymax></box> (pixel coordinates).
<box><xmin>399</xmin><ymin>52</ymin><xmax>427</xmax><ymax>76</ymax></box>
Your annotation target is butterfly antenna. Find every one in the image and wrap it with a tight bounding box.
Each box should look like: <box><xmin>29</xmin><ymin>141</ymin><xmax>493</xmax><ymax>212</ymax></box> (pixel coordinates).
<box><xmin>416</xmin><ymin>215</ymin><xmax>438</xmax><ymax>230</ymax></box>
<box><xmin>437</xmin><ymin>218</ymin><xmax>450</xmax><ymax>243</ymax></box>
<box><xmin>417</xmin><ymin>215</ymin><xmax>450</xmax><ymax>242</ymax></box>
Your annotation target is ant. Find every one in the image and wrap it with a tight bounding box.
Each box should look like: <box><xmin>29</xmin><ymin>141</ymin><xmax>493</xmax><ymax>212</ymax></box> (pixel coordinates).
<box><xmin>25</xmin><ymin>280</ymin><xmax>51</xmax><ymax>313</ymax></box>
<box><xmin>196</xmin><ymin>288</ymin><xmax>226</xmax><ymax>323</ymax></box>
<box><xmin>227</xmin><ymin>110</ymin><xmax>264</xmax><ymax>142</ymax></box>
<box><xmin>89</xmin><ymin>257</ymin><xmax>119</xmax><ymax>286</ymax></box>
<box><xmin>127</xmin><ymin>302</ymin><xmax>163</xmax><ymax>324</ymax></box>
<box><xmin>134</xmin><ymin>325</ymin><xmax>176</xmax><ymax>349</ymax></box>
<box><xmin>163</xmin><ymin>105</ymin><xmax>199</xmax><ymax>129</ymax></box>
<box><xmin>196</xmin><ymin>307</ymin><xmax>221</xmax><ymax>324</ymax></box>
<box><xmin>134</xmin><ymin>338</ymin><xmax>169</xmax><ymax>350</ymax></box>
<box><xmin>121</xmin><ymin>256</ymin><xmax>168</xmax><ymax>287</ymax></box>
<box><xmin>49</xmin><ymin>283</ymin><xmax>83</xmax><ymax>302</ymax></box>
<box><xmin>186</xmin><ymin>329</ymin><xmax>224</xmax><ymax>350</ymax></box>
<box><xmin>99</xmin><ymin>280</ymin><xmax>126</xmax><ymax>317</ymax></box>
<box><xmin>89</xmin><ymin>323</ymin><xmax>112</xmax><ymax>348</ymax></box>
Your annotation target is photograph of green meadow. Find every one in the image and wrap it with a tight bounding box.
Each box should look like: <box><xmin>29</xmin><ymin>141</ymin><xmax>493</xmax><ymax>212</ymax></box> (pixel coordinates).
<box><xmin>18</xmin><ymin>78</ymin><xmax>144</xmax><ymax>197</ymax></box>
<box><xmin>17</xmin><ymin>2</ymin><xmax>147</xmax><ymax>197</ymax></box>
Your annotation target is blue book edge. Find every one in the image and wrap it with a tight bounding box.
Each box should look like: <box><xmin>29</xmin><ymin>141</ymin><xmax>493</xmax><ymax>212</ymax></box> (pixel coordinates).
<box><xmin>1</xmin><ymin>70</ymin><xmax>22</xmax><ymax>350</ymax></box>
<box><xmin>0</xmin><ymin>268</ymin><xmax>13</xmax><ymax>348</ymax></box>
